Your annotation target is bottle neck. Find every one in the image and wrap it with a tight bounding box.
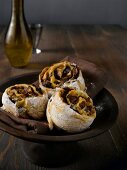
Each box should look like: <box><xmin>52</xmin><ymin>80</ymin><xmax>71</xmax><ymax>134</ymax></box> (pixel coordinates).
<box><xmin>11</xmin><ymin>0</ymin><xmax>24</xmax><ymax>19</ymax></box>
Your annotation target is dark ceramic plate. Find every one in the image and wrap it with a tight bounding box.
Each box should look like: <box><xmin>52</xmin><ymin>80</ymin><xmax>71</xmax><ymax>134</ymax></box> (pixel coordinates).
<box><xmin>0</xmin><ymin>72</ymin><xmax>118</xmax><ymax>143</ymax></box>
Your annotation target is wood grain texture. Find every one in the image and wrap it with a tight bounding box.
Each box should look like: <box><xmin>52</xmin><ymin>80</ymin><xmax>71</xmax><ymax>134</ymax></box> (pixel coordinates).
<box><xmin>0</xmin><ymin>25</ymin><xmax>127</xmax><ymax>170</ymax></box>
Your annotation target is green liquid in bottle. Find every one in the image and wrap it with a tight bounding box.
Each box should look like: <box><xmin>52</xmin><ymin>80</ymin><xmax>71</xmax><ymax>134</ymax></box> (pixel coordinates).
<box><xmin>4</xmin><ymin>0</ymin><xmax>33</xmax><ymax>68</ymax></box>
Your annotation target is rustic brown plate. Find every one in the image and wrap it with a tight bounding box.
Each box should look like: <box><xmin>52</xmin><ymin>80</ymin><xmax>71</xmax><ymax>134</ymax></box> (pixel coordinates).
<box><xmin>0</xmin><ymin>72</ymin><xmax>118</xmax><ymax>143</ymax></box>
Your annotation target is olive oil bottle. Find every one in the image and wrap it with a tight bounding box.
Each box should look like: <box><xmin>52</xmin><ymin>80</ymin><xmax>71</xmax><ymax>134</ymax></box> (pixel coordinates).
<box><xmin>4</xmin><ymin>0</ymin><xmax>33</xmax><ymax>68</ymax></box>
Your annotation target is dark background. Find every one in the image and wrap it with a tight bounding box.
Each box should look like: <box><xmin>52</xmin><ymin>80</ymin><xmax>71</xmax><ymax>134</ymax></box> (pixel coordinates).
<box><xmin>0</xmin><ymin>0</ymin><xmax>127</xmax><ymax>27</ymax></box>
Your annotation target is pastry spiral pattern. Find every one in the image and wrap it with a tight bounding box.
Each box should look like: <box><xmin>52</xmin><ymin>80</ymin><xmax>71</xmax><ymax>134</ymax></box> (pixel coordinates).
<box><xmin>46</xmin><ymin>87</ymin><xmax>96</xmax><ymax>133</ymax></box>
<box><xmin>39</xmin><ymin>61</ymin><xmax>85</xmax><ymax>96</ymax></box>
<box><xmin>2</xmin><ymin>84</ymin><xmax>48</xmax><ymax>119</ymax></box>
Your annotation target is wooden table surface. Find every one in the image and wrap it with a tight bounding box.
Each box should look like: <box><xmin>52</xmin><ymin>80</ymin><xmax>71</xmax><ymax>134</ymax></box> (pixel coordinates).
<box><xmin>0</xmin><ymin>25</ymin><xmax>127</xmax><ymax>170</ymax></box>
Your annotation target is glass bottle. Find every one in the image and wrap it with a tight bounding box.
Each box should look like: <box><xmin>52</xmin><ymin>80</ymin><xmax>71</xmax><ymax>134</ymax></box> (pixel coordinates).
<box><xmin>4</xmin><ymin>0</ymin><xmax>33</xmax><ymax>68</ymax></box>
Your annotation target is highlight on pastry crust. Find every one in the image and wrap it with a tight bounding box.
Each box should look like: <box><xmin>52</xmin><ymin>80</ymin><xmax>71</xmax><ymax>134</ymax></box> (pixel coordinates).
<box><xmin>39</xmin><ymin>61</ymin><xmax>85</xmax><ymax>97</ymax></box>
<box><xmin>2</xmin><ymin>84</ymin><xmax>48</xmax><ymax>119</ymax></box>
<box><xmin>46</xmin><ymin>87</ymin><xmax>96</xmax><ymax>133</ymax></box>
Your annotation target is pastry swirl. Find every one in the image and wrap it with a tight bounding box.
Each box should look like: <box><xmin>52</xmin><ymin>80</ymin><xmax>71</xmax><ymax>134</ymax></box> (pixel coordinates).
<box><xmin>39</xmin><ymin>61</ymin><xmax>85</xmax><ymax>96</ymax></box>
<box><xmin>2</xmin><ymin>84</ymin><xmax>48</xmax><ymax>119</ymax></box>
<box><xmin>46</xmin><ymin>87</ymin><xmax>96</xmax><ymax>133</ymax></box>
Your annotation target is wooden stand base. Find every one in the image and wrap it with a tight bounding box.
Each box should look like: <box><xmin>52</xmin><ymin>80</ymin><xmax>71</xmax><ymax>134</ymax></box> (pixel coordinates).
<box><xmin>21</xmin><ymin>140</ymin><xmax>82</xmax><ymax>167</ymax></box>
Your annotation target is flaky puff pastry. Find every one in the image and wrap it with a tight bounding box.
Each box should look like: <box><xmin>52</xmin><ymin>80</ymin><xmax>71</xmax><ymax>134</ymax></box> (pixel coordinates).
<box><xmin>46</xmin><ymin>88</ymin><xmax>96</xmax><ymax>133</ymax></box>
<box><xmin>39</xmin><ymin>61</ymin><xmax>86</xmax><ymax>97</ymax></box>
<box><xmin>2</xmin><ymin>84</ymin><xmax>48</xmax><ymax>119</ymax></box>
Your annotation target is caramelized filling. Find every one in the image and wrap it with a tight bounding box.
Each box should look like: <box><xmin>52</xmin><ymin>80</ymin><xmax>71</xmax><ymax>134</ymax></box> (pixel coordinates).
<box><xmin>7</xmin><ymin>84</ymin><xmax>43</xmax><ymax>104</ymax></box>
<box><xmin>60</xmin><ymin>88</ymin><xmax>95</xmax><ymax>116</ymax></box>
<box><xmin>40</xmin><ymin>61</ymin><xmax>79</xmax><ymax>89</ymax></box>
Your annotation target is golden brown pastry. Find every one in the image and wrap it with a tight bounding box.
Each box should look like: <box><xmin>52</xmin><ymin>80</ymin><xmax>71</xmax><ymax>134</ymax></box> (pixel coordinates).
<box><xmin>46</xmin><ymin>87</ymin><xmax>96</xmax><ymax>133</ymax></box>
<box><xmin>2</xmin><ymin>84</ymin><xmax>48</xmax><ymax>119</ymax></box>
<box><xmin>39</xmin><ymin>61</ymin><xmax>86</xmax><ymax>97</ymax></box>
